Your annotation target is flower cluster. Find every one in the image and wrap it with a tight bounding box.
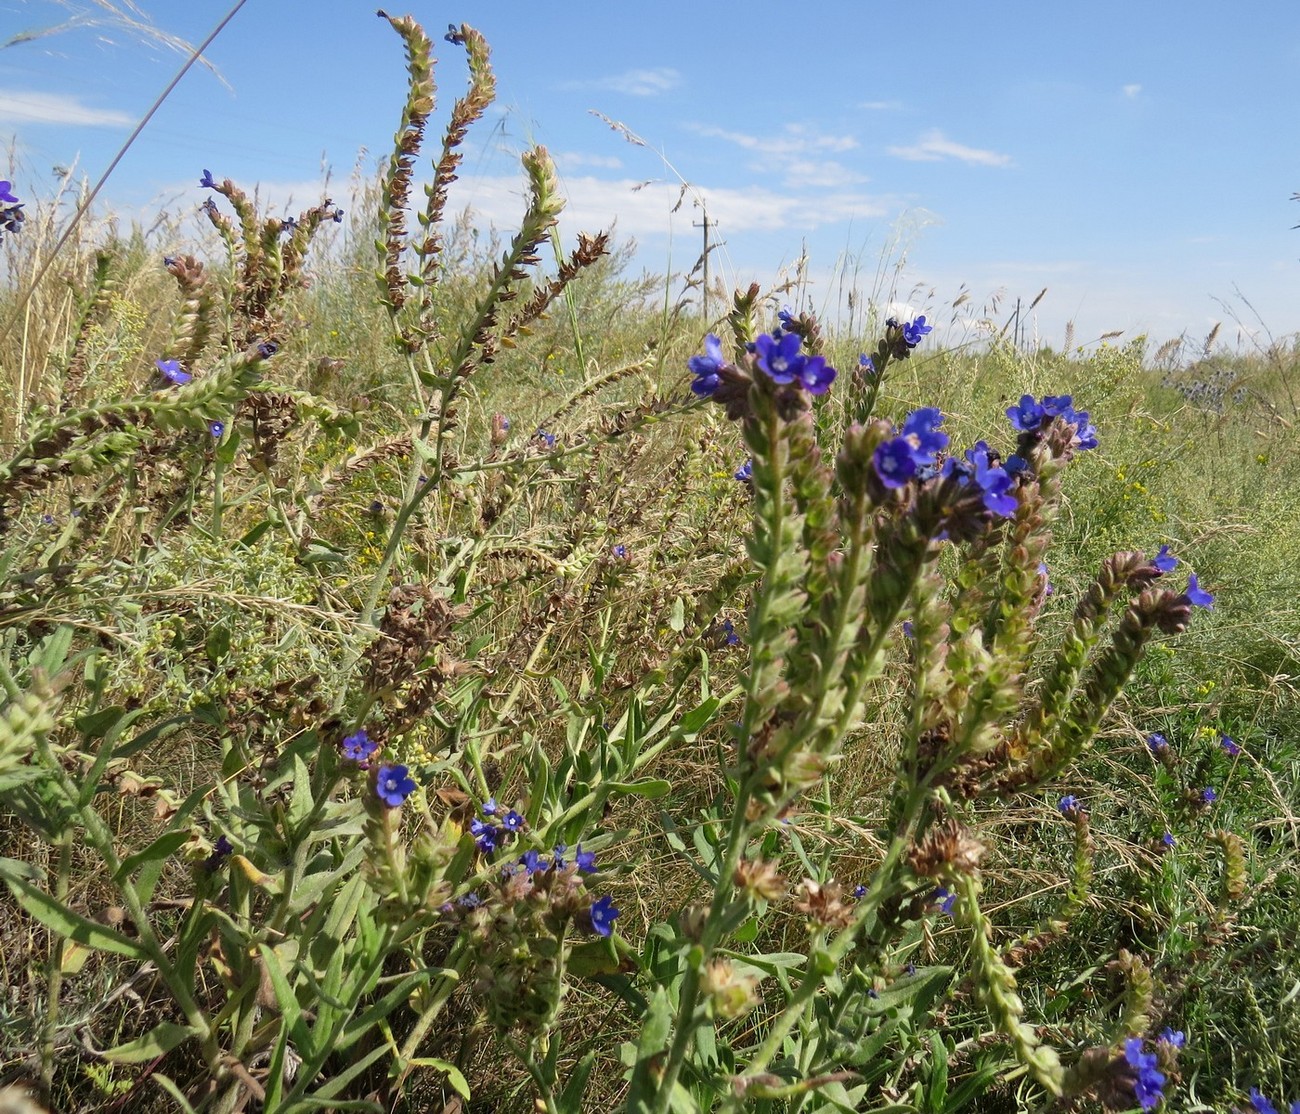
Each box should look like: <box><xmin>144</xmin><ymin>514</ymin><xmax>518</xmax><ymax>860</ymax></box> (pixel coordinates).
<box><xmin>872</xmin><ymin>407</ymin><xmax>949</xmax><ymax>489</ymax></box>
<box><xmin>888</xmin><ymin>314</ymin><xmax>933</xmax><ymax>348</ymax></box>
<box><xmin>1123</xmin><ymin>1037</ymin><xmax>1166</xmax><ymax>1110</ymax></box>
<box><xmin>751</xmin><ymin>330</ymin><xmax>837</xmax><ymax>394</ymax></box>
<box><xmin>470</xmin><ymin>797</ymin><xmax>526</xmax><ymax>853</ymax></box>
<box><xmin>1249</xmin><ymin>1089</ymin><xmax>1300</xmax><ymax>1114</ymax></box>
<box><xmin>689</xmin><ymin>335</ymin><xmax>726</xmax><ymax>396</ymax></box>
<box><xmin>0</xmin><ymin>179</ymin><xmax>24</xmax><ymax>245</ymax></box>
<box><xmin>1006</xmin><ymin>393</ymin><xmax>1099</xmax><ymax>451</ymax></box>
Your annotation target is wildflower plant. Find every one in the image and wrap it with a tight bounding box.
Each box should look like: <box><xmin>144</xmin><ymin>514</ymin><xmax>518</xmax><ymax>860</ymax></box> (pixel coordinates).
<box><xmin>0</xmin><ymin>13</ymin><xmax>1276</xmax><ymax>1114</ymax></box>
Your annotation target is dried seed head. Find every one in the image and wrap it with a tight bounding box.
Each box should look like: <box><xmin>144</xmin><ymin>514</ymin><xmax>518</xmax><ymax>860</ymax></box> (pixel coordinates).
<box><xmin>701</xmin><ymin>959</ymin><xmax>760</xmax><ymax>1019</ymax></box>
<box><xmin>792</xmin><ymin>879</ymin><xmax>853</xmax><ymax>930</ymax></box>
<box><xmin>734</xmin><ymin>857</ymin><xmax>786</xmax><ymax>903</ymax></box>
<box><xmin>908</xmin><ymin>818</ymin><xmax>986</xmax><ymax>879</ymax></box>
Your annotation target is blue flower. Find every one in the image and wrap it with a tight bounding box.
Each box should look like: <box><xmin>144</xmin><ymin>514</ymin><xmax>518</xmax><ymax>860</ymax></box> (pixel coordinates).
<box><xmin>852</xmin><ymin>883</ymin><xmax>867</xmax><ymax>898</ymax></box>
<box><xmin>901</xmin><ymin>315</ymin><xmax>932</xmax><ymax>347</ymax></box>
<box><xmin>873</xmin><ymin>437</ymin><xmax>918</xmax><ymax>489</ymax></box>
<box><xmin>203</xmin><ymin>834</ymin><xmax>233</xmax><ymax>872</ymax></box>
<box><xmin>1201</xmin><ymin>787</ymin><xmax>1217</xmax><ymax>803</ymax></box>
<box><xmin>470</xmin><ymin>817</ymin><xmax>500</xmax><ymax>852</ymax></box>
<box><xmin>256</xmin><ymin>341</ymin><xmax>279</xmax><ymax>360</ymax></box>
<box><xmin>612</xmin><ymin>544</ymin><xmax>628</xmax><ymax>559</ymax></box>
<box><xmin>1153</xmin><ymin>545</ymin><xmax>1178</xmax><ymax>573</ymax></box>
<box><xmin>199</xmin><ymin>168</ymin><xmax>216</xmax><ymax>189</ymax></box>
<box><xmin>932</xmin><ymin>886</ymin><xmax>956</xmax><ymax>915</ymax></box>
<box><xmin>481</xmin><ymin>798</ymin><xmax>498</xmax><ymax>815</ymax></box>
<box><xmin>1058</xmin><ymin>794</ymin><xmax>1080</xmax><ymax>815</ymax></box>
<box><xmin>753</xmin><ymin>330</ymin><xmax>803</xmax><ymax>384</ymax></box>
<box><xmin>1147</xmin><ymin>732</ymin><xmax>1170</xmax><ymax>753</ymax></box>
<box><xmin>859</xmin><ymin>353</ymin><xmax>875</xmax><ymax>373</ymax></box>
<box><xmin>1251</xmin><ymin>1089</ymin><xmax>1279</xmax><ymax>1114</ymax></box>
<box><xmin>688</xmin><ymin>334</ymin><xmax>725</xmax><ymax>396</ymax></box>
<box><xmin>155</xmin><ymin>358</ymin><xmax>191</xmax><ymax>385</ymax></box>
<box><xmin>574</xmin><ymin>845</ymin><xmax>598</xmax><ymax>873</ymax></box>
<box><xmin>901</xmin><ymin>407</ymin><xmax>948</xmax><ymax>464</ymax></box>
<box><xmin>341</xmin><ymin>728</ymin><xmax>378</xmax><ymax>763</ymax></box>
<box><xmin>1162</xmin><ymin>831</ymin><xmax>1176</xmax><ymax>848</ymax></box>
<box><xmin>1124</xmin><ymin>1038</ymin><xmax>1166</xmax><ymax>1110</ymax></box>
<box><xmin>734</xmin><ymin>459</ymin><xmax>753</xmax><ymax>482</ymax></box>
<box><xmin>1158</xmin><ymin>1028</ymin><xmax>1185</xmax><ymax>1048</ymax></box>
<box><xmin>376</xmin><ymin>764</ymin><xmax>417</xmax><ymax>808</ymax></box>
<box><xmin>777</xmin><ymin>304</ymin><xmax>796</xmax><ymax>328</ymax></box>
<box><xmin>722</xmin><ymin>618</ymin><xmax>740</xmax><ymax>646</ymax></box>
<box><xmin>502</xmin><ymin>810</ymin><xmax>525</xmax><ymax>832</ymax></box>
<box><xmin>0</xmin><ymin>180</ymin><xmax>18</xmax><ymax>204</ymax></box>
<box><xmin>519</xmin><ymin>849</ymin><xmax>547</xmax><ymax>873</ymax></box>
<box><xmin>588</xmin><ymin>894</ymin><xmax>619</xmax><ymax>937</ymax></box>
<box><xmin>902</xmin><ymin>620</ymin><xmax>914</xmax><ymax>639</ymax></box>
<box><xmin>552</xmin><ymin>842</ymin><xmax>568</xmax><ymax>870</ymax></box>
<box><xmin>209</xmin><ymin>420</ymin><xmax>225</xmax><ymax>438</ymax></box>
<box><xmin>965</xmin><ymin>443</ymin><xmax>1017</xmax><ymax>516</ymax></box>
<box><xmin>1038</xmin><ymin>562</ymin><xmax>1054</xmax><ymax>596</ymax></box>
<box><xmin>536</xmin><ymin>428</ymin><xmax>557</xmax><ymax>449</ymax></box>
<box><xmin>1006</xmin><ymin>394</ymin><xmax>1046</xmax><ymax>431</ymax></box>
<box><xmin>1220</xmin><ymin>734</ymin><xmax>1241</xmax><ymax>757</ymax></box>
<box><xmin>1184</xmin><ymin>572</ymin><xmax>1214</xmax><ymax>609</ymax></box>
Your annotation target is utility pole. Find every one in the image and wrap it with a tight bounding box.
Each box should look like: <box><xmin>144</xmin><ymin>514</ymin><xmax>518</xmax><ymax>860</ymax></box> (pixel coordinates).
<box><xmin>693</xmin><ymin>204</ymin><xmax>710</xmax><ymax>323</ymax></box>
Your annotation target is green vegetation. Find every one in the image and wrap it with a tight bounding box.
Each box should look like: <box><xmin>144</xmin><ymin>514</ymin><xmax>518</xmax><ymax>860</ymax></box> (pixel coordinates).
<box><xmin>0</xmin><ymin>14</ymin><xmax>1297</xmax><ymax>1114</ymax></box>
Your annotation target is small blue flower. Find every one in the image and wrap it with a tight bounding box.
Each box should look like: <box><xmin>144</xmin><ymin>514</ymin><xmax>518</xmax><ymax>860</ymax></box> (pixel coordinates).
<box><xmin>852</xmin><ymin>883</ymin><xmax>867</xmax><ymax>899</ymax></box>
<box><xmin>519</xmin><ymin>849</ymin><xmax>547</xmax><ymax>874</ymax></box>
<box><xmin>41</xmin><ymin>513</ymin><xmax>54</xmax><ymax>526</ymax></box>
<box><xmin>1153</xmin><ymin>545</ymin><xmax>1178</xmax><ymax>573</ymax></box>
<box><xmin>199</xmin><ymin>168</ymin><xmax>216</xmax><ymax>189</ymax></box>
<box><xmin>859</xmin><ymin>353</ymin><xmax>875</xmax><ymax>372</ymax></box>
<box><xmin>0</xmin><ymin>180</ymin><xmax>18</xmax><ymax>204</ymax></box>
<box><xmin>688</xmin><ymin>334</ymin><xmax>725</xmax><ymax>396</ymax></box>
<box><xmin>203</xmin><ymin>834</ymin><xmax>234</xmax><ymax>872</ymax></box>
<box><xmin>1038</xmin><ymin>562</ymin><xmax>1054</xmax><ymax>596</ymax></box>
<box><xmin>901</xmin><ymin>315</ymin><xmax>932</xmax><ymax>347</ymax></box>
<box><xmin>722</xmin><ymin>618</ymin><xmax>740</xmax><ymax>646</ymax></box>
<box><xmin>753</xmin><ymin>330</ymin><xmax>803</xmax><ymax>384</ymax></box>
<box><xmin>209</xmin><ymin>420</ymin><xmax>225</xmax><ymax>438</ymax></box>
<box><xmin>588</xmin><ymin>894</ymin><xmax>619</xmax><ymax>937</ymax></box>
<box><xmin>341</xmin><ymin>728</ymin><xmax>378</xmax><ymax>763</ymax></box>
<box><xmin>155</xmin><ymin>358</ymin><xmax>191</xmax><ymax>385</ymax></box>
<box><xmin>502</xmin><ymin>810</ymin><xmax>525</xmax><ymax>832</ymax></box>
<box><xmin>376</xmin><ymin>764</ymin><xmax>417</xmax><ymax>808</ymax></box>
<box><xmin>612</xmin><ymin>544</ymin><xmax>628</xmax><ymax>559</ymax></box>
<box><xmin>734</xmin><ymin>459</ymin><xmax>753</xmax><ymax>482</ymax></box>
<box><xmin>1220</xmin><ymin>734</ymin><xmax>1241</xmax><ymax>757</ymax></box>
<box><xmin>966</xmin><ymin>443</ymin><xmax>1017</xmax><ymax>516</ymax></box>
<box><xmin>256</xmin><ymin>341</ymin><xmax>279</xmax><ymax>360</ymax></box>
<box><xmin>932</xmin><ymin>886</ymin><xmax>956</xmax><ymax>915</ymax></box>
<box><xmin>1184</xmin><ymin>572</ymin><xmax>1214</xmax><ymax>609</ymax></box>
<box><xmin>1251</xmin><ymin>1089</ymin><xmax>1279</xmax><ymax>1114</ymax></box>
<box><xmin>1147</xmin><ymin>732</ymin><xmax>1170</xmax><ymax>753</ymax></box>
<box><xmin>470</xmin><ymin>817</ymin><xmax>499</xmax><ymax>853</ymax></box>
<box><xmin>1162</xmin><ymin>831</ymin><xmax>1176</xmax><ymax>848</ymax></box>
<box><xmin>1124</xmin><ymin>1038</ymin><xmax>1166</xmax><ymax>1110</ymax></box>
<box><xmin>902</xmin><ymin>620</ymin><xmax>914</xmax><ymax>639</ymax></box>
<box><xmin>552</xmin><ymin>842</ymin><xmax>568</xmax><ymax>870</ymax></box>
<box><xmin>481</xmin><ymin>798</ymin><xmax>498</xmax><ymax>816</ymax></box>
<box><xmin>280</xmin><ymin>215</ymin><xmax>298</xmax><ymax>235</ymax></box>
<box><xmin>1158</xmin><ymin>1027</ymin><xmax>1185</xmax><ymax>1048</ymax></box>
<box><xmin>536</xmin><ymin>428</ymin><xmax>557</xmax><ymax>449</ymax></box>
<box><xmin>1006</xmin><ymin>394</ymin><xmax>1046</xmax><ymax>431</ymax></box>
<box><xmin>574</xmin><ymin>844</ymin><xmax>598</xmax><ymax>873</ymax></box>
<box><xmin>1058</xmin><ymin>794</ymin><xmax>1080</xmax><ymax>815</ymax></box>
<box><xmin>1201</xmin><ymin>787</ymin><xmax>1217</xmax><ymax>803</ymax></box>
<box><xmin>873</xmin><ymin>437</ymin><xmax>918</xmax><ymax>489</ymax></box>
<box><xmin>901</xmin><ymin>407</ymin><xmax>949</xmax><ymax>465</ymax></box>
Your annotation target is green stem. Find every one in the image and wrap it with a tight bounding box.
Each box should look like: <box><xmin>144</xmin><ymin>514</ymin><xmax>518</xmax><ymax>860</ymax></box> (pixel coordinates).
<box><xmin>38</xmin><ymin>827</ymin><xmax>74</xmax><ymax>1103</ymax></box>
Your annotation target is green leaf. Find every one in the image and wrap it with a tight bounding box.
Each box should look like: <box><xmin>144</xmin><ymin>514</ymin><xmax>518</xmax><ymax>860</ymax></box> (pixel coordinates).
<box><xmin>556</xmin><ymin>1050</ymin><xmax>596</xmax><ymax>1113</ymax></box>
<box><xmin>100</xmin><ymin>1021</ymin><xmax>197</xmax><ymax>1064</ymax></box>
<box><xmin>115</xmin><ymin>830</ymin><xmax>191</xmax><ymax>884</ymax></box>
<box><xmin>405</xmin><ymin>1057</ymin><xmax>470</xmax><ymax>1099</ymax></box>
<box><xmin>668</xmin><ymin>595</ymin><xmax>686</xmax><ymax>632</ymax></box>
<box><xmin>606</xmin><ymin>778</ymin><xmax>671</xmax><ymax>799</ymax></box>
<box><xmin>75</xmin><ymin>705</ymin><xmax>127</xmax><ymax>740</ymax></box>
<box><xmin>238</xmin><ymin>520</ymin><xmax>274</xmax><ymax>547</ymax></box>
<box><xmin>5</xmin><ymin>876</ymin><xmax>149</xmax><ymax>960</ymax></box>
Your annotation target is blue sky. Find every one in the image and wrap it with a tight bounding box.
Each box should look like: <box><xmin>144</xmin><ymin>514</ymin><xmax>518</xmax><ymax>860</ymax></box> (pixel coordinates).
<box><xmin>3</xmin><ymin>0</ymin><xmax>1299</xmax><ymax>348</ymax></box>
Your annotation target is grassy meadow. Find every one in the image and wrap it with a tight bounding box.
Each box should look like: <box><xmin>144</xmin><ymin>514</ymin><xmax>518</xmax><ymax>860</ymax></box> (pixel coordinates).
<box><xmin>1</xmin><ymin>14</ymin><xmax>1298</xmax><ymax>1114</ymax></box>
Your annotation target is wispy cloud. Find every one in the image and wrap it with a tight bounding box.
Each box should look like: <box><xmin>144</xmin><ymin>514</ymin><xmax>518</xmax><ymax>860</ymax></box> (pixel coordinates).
<box><xmin>553</xmin><ymin>150</ymin><xmax>624</xmax><ymax>171</ymax></box>
<box><xmin>887</xmin><ymin>129</ymin><xmax>1013</xmax><ymax>167</ymax></box>
<box><xmin>1122</xmin><ymin>83</ymin><xmax>1142</xmax><ymax>98</ymax></box>
<box><xmin>0</xmin><ymin>90</ymin><xmax>132</xmax><ymax>127</ymax></box>
<box><xmin>692</xmin><ymin>122</ymin><xmax>859</xmax><ymax>157</ymax></box>
<box><xmin>451</xmin><ymin>172</ymin><xmax>887</xmax><ymax>242</ymax></box>
<box><xmin>567</xmin><ymin>68</ymin><xmax>682</xmax><ymax>96</ymax></box>
<box><xmin>858</xmin><ymin>100</ymin><xmax>903</xmax><ymax>111</ymax></box>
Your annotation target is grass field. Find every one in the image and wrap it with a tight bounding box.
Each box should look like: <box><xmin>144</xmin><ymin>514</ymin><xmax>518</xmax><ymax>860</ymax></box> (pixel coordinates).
<box><xmin>1</xmin><ymin>15</ymin><xmax>1298</xmax><ymax>1114</ymax></box>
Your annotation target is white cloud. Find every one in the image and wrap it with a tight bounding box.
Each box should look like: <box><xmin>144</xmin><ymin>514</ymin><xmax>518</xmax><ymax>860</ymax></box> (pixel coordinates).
<box><xmin>692</xmin><ymin>122</ymin><xmax>859</xmax><ymax>157</ymax></box>
<box><xmin>553</xmin><ymin>150</ymin><xmax>624</xmax><ymax>171</ymax></box>
<box><xmin>858</xmin><ymin>100</ymin><xmax>903</xmax><ymax>111</ymax></box>
<box><xmin>569</xmin><ymin>68</ymin><xmax>682</xmax><ymax>96</ymax></box>
<box><xmin>0</xmin><ymin>90</ymin><xmax>132</xmax><ymax>127</ymax></box>
<box><xmin>1123</xmin><ymin>83</ymin><xmax>1142</xmax><ymax>98</ymax></box>
<box><xmin>451</xmin><ymin>172</ymin><xmax>887</xmax><ymax>242</ymax></box>
<box><xmin>886</xmin><ymin>129</ymin><xmax>1013</xmax><ymax>167</ymax></box>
